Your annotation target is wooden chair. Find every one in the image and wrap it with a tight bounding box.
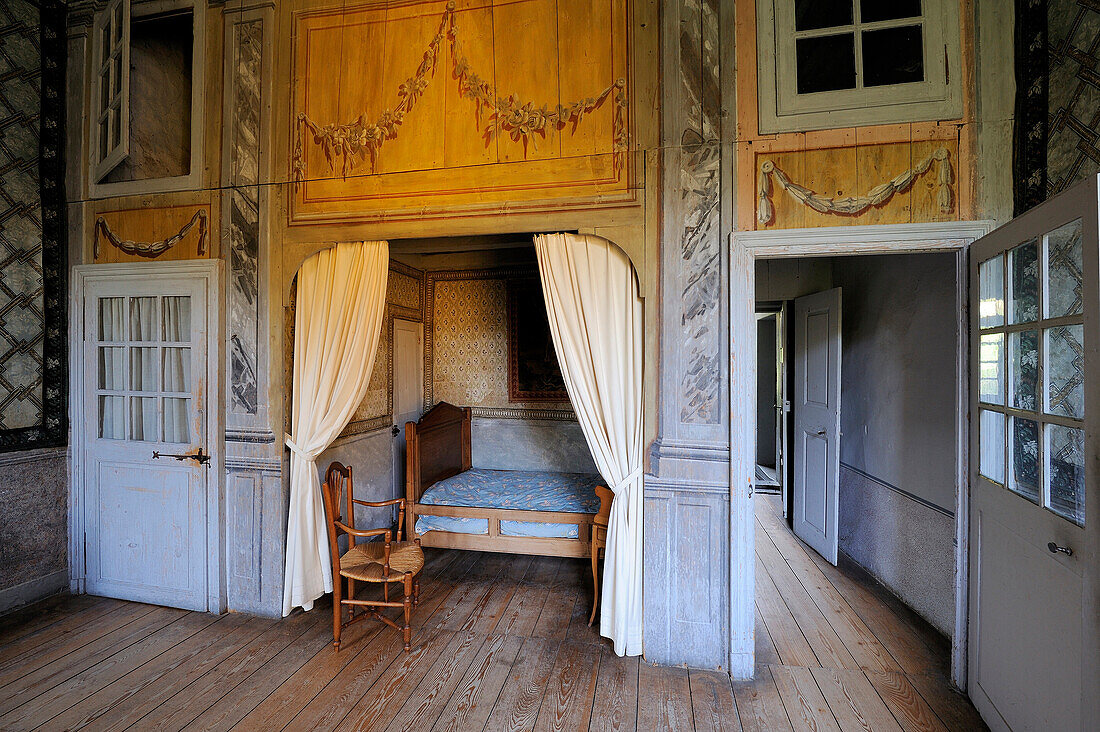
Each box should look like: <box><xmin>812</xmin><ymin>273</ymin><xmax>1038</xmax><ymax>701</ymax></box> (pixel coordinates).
<box><xmin>589</xmin><ymin>485</ymin><xmax>614</xmax><ymax>626</ymax></box>
<box><xmin>320</xmin><ymin>462</ymin><xmax>425</xmax><ymax>652</ymax></box>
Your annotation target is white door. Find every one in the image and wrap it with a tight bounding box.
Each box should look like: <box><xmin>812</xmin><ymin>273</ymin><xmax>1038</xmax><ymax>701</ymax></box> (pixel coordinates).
<box><xmin>392</xmin><ymin>319</ymin><xmax>424</xmax><ymax>501</ymax></box>
<box><xmin>792</xmin><ymin>287</ymin><xmax>842</xmax><ymax>564</ymax></box>
<box><xmin>79</xmin><ymin>270</ymin><xmax>215</xmax><ymax>611</ymax></box>
<box><xmin>968</xmin><ymin>177</ymin><xmax>1098</xmax><ymax>732</ymax></box>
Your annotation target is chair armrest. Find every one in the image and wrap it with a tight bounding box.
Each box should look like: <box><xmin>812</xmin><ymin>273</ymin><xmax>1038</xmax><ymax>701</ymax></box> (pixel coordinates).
<box><xmin>335</xmin><ymin>522</ymin><xmax>392</xmax><ymax>541</ymax></box>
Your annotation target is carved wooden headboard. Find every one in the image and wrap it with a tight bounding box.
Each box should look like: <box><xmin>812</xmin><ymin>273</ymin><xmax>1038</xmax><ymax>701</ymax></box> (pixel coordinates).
<box><xmin>405</xmin><ymin>402</ymin><xmax>472</xmax><ymax>507</ymax></box>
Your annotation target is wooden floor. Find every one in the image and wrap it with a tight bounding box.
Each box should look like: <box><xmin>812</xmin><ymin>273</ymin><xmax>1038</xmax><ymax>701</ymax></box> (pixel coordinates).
<box><xmin>0</xmin><ymin>495</ymin><xmax>985</xmax><ymax>731</ymax></box>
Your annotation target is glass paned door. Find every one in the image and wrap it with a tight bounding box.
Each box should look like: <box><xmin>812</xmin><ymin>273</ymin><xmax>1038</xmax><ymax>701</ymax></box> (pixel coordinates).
<box><xmin>967</xmin><ymin>176</ymin><xmax>1098</xmax><ymax>732</ymax></box>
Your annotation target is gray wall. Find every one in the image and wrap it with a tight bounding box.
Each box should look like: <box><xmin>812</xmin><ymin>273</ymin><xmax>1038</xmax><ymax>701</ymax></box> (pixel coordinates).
<box><xmin>472</xmin><ymin>418</ymin><xmax>597</xmax><ymax>473</ymax></box>
<box><xmin>832</xmin><ymin>253</ymin><xmax>958</xmax><ymax>635</ymax></box>
<box><xmin>0</xmin><ymin>448</ymin><xmax>69</xmax><ymax>614</ymax></box>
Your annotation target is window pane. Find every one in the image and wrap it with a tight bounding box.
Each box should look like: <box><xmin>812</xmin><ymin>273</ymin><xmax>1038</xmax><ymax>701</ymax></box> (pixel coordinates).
<box><xmin>862</xmin><ymin>25</ymin><xmax>924</xmax><ymax>87</ymax></box>
<box><xmin>130</xmin><ymin>347</ymin><xmax>157</xmax><ymax>392</ymax></box>
<box><xmin>163</xmin><ymin>398</ymin><xmax>191</xmax><ymax>443</ymax></box>
<box><xmin>795</xmin><ymin>0</ymin><xmax>853</xmax><ymax>31</ymax></box>
<box><xmin>111</xmin><ymin>105</ymin><xmax>122</xmax><ymax>148</ymax></box>
<box><xmin>1045</xmin><ymin>219</ymin><xmax>1083</xmax><ymax>318</ymax></box>
<box><xmin>1008</xmin><ymin>239</ymin><xmax>1039</xmax><ymax>324</ymax></box>
<box><xmin>99</xmin><ymin>395</ymin><xmax>126</xmax><ymax>439</ymax></box>
<box><xmin>112</xmin><ymin>3</ymin><xmax>123</xmax><ymax>41</ymax></box>
<box><xmin>112</xmin><ymin>53</ymin><xmax>122</xmax><ymax>98</ymax></box>
<box><xmin>860</xmin><ymin>0</ymin><xmax>922</xmax><ymax>22</ymax></box>
<box><xmin>130</xmin><ymin>397</ymin><xmax>158</xmax><ymax>441</ymax></box>
<box><xmin>1009</xmin><ymin>330</ymin><xmax>1039</xmax><ymax>411</ymax></box>
<box><xmin>979</xmin><ymin>409</ymin><xmax>1005</xmax><ymax>484</ymax></box>
<box><xmin>98</xmin><ymin>297</ymin><xmax>125</xmax><ymax>340</ymax></box>
<box><xmin>979</xmin><ymin>333</ymin><xmax>1005</xmax><ymax>405</ymax></box>
<box><xmin>1046</xmin><ymin>324</ymin><xmax>1084</xmax><ymax>419</ymax></box>
<box><xmin>129</xmin><ymin>297</ymin><xmax>157</xmax><ymax>341</ymax></box>
<box><xmin>100</xmin><ymin>119</ymin><xmax>110</xmax><ymax>161</ymax></box>
<box><xmin>1009</xmin><ymin>416</ymin><xmax>1040</xmax><ymax>503</ymax></box>
<box><xmin>162</xmin><ymin>296</ymin><xmax>191</xmax><ymax>342</ymax></box>
<box><xmin>1047</xmin><ymin>423</ymin><xmax>1085</xmax><ymax>524</ymax></box>
<box><xmin>163</xmin><ymin>348</ymin><xmax>191</xmax><ymax>392</ymax></box>
<box><xmin>796</xmin><ymin>34</ymin><xmax>857</xmax><ymax>93</ymax></box>
<box><xmin>100</xmin><ymin>68</ymin><xmax>111</xmax><ymax>111</ymax></box>
<box><xmin>101</xmin><ymin>23</ymin><xmax>111</xmax><ymax>65</ymax></box>
<box><xmin>979</xmin><ymin>255</ymin><xmax>1004</xmax><ymax>328</ymax></box>
<box><xmin>98</xmin><ymin>347</ymin><xmax>125</xmax><ymax>390</ymax></box>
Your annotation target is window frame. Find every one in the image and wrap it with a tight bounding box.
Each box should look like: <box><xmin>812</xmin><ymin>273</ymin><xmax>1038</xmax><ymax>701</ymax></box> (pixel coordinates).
<box><xmin>756</xmin><ymin>0</ymin><xmax>962</xmax><ymax>134</ymax></box>
<box><xmin>88</xmin><ymin>0</ymin><xmax>206</xmax><ymax>199</ymax></box>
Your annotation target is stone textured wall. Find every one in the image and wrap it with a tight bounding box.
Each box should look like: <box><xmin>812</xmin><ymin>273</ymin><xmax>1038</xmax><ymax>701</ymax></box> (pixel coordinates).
<box><xmin>0</xmin><ymin>448</ymin><xmax>68</xmax><ymax>611</ymax></box>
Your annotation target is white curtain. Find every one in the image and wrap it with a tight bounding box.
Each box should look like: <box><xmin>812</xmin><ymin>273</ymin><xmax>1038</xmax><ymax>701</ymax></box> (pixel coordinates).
<box><xmin>534</xmin><ymin>232</ymin><xmax>644</xmax><ymax>656</ymax></box>
<box><xmin>283</xmin><ymin>241</ymin><xmax>389</xmax><ymax>616</ymax></box>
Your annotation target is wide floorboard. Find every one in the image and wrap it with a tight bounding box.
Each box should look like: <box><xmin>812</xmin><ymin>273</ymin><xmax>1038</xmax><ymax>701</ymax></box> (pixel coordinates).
<box><xmin>0</xmin><ymin>496</ymin><xmax>985</xmax><ymax>730</ymax></box>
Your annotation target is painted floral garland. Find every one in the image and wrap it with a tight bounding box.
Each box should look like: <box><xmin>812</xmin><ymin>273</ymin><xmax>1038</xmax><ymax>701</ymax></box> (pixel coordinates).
<box><xmin>292</xmin><ymin>0</ymin><xmax>628</xmax><ymax>187</ymax></box>
<box><xmin>757</xmin><ymin>147</ymin><xmax>953</xmax><ymax>225</ymax></box>
<box><xmin>94</xmin><ymin>209</ymin><xmax>207</xmax><ymax>260</ymax></box>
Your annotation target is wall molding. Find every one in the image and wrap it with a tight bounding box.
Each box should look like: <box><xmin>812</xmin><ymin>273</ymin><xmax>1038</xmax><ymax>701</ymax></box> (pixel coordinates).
<box><xmin>471</xmin><ymin>408</ymin><xmax>576</xmax><ymax>422</ymax></box>
<box><xmin>226</xmin><ymin>428</ymin><xmax>276</xmax><ymax>444</ymax></box>
<box><xmin>0</xmin><ymin>445</ymin><xmax>67</xmax><ymax>468</ymax></box>
<box><xmin>0</xmin><ymin>570</ymin><xmax>68</xmax><ymax>616</ymax></box>
<box><xmin>225</xmin><ymin>455</ymin><xmax>282</xmax><ymax>473</ymax></box>
<box><xmin>840</xmin><ymin>462</ymin><xmax>954</xmax><ymax>518</ymax></box>
<box><xmin>733</xmin><ymin>220</ymin><xmax>996</xmax><ymax>257</ymax></box>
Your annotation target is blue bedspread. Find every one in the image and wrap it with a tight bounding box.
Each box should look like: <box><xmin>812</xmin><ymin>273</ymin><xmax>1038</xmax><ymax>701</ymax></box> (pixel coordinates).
<box><xmin>414</xmin><ymin>468</ymin><xmax>602</xmax><ymax>539</ymax></box>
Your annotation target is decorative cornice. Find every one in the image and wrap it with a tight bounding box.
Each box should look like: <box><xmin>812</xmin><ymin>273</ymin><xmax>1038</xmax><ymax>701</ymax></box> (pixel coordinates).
<box><xmin>341</xmin><ymin>416</ymin><xmax>391</xmax><ymax>437</ymax></box>
<box><xmin>471</xmin><ymin>407</ymin><xmax>575</xmax><ymax>421</ymax></box>
<box><xmin>0</xmin><ymin>445</ymin><xmax>68</xmax><ymax>468</ymax></box>
<box><xmin>226</xmin><ymin>455</ymin><xmax>282</xmax><ymax>474</ymax></box>
<box><xmin>733</xmin><ymin>220</ymin><xmax>996</xmax><ymax>256</ymax></box>
<box><xmin>225</xmin><ymin>428</ymin><xmax>276</xmax><ymax>444</ymax></box>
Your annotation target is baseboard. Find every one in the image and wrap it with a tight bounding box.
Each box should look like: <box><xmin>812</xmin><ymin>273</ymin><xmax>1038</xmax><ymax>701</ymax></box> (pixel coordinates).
<box><xmin>0</xmin><ymin>569</ymin><xmax>69</xmax><ymax>616</ymax></box>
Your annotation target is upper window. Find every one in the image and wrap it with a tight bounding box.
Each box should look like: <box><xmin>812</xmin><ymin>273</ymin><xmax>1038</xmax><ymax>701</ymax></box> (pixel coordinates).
<box><xmin>756</xmin><ymin>0</ymin><xmax>961</xmax><ymax>133</ymax></box>
<box><xmin>90</xmin><ymin>0</ymin><xmax>205</xmax><ymax>197</ymax></box>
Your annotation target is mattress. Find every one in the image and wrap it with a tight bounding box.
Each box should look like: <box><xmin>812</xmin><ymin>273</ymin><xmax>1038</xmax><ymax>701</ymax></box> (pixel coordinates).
<box><xmin>414</xmin><ymin>468</ymin><xmax>602</xmax><ymax>539</ymax></box>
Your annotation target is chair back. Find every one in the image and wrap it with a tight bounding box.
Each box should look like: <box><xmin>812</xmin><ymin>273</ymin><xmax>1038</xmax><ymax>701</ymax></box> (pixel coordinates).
<box><xmin>594</xmin><ymin>485</ymin><xmax>613</xmax><ymax>528</ymax></box>
<box><xmin>320</xmin><ymin>462</ymin><xmax>354</xmax><ymax>567</ymax></box>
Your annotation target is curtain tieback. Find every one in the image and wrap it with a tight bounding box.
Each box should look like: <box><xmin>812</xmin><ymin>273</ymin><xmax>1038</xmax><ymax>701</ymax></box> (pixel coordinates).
<box><xmin>285</xmin><ymin>433</ymin><xmax>317</xmax><ymax>462</ymax></box>
<box><xmin>610</xmin><ymin>465</ymin><xmax>643</xmax><ymax>495</ymax></box>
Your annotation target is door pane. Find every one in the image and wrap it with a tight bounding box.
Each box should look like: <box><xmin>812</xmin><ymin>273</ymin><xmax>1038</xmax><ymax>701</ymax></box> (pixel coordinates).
<box><xmin>163</xmin><ymin>398</ymin><xmax>191</xmax><ymax>443</ymax></box>
<box><xmin>1046</xmin><ymin>324</ymin><xmax>1084</xmax><ymax>419</ymax></box>
<box><xmin>979</xmin><ymin>333</ymin><xmax>1005</xmax><ymax>405</ymax></box>
<box><xmin>862</xmin><ymin>26</ymin><xmax>924</xmax><ymax>87</ymax></box>
<box><xmin>796</xmin><ymin>34</ymin><xmax>857</xmax><ymax>93</ymax></box>
<box><xmin>129</xmin><ymin>297</ymin><xmax>157</xmax><ymax>341</ymax></box>
<box><xmin>162</xmin><ymin>296</ymin><xmax>191</xmax><ymax>342</ymax></box>
<box><xmin>163</xmin><ymin>348</ymin><xmax>191</xmax><ymax>392</ymax></box>
<box><xmin>860</xmin><ymin>0</ymin><xmax>921</xmax><ymax>22</ymax></box>
<box><xmin>1045</xmin><ymin>219</ymin><xmax>1084</xmax><ymax>318</ymax></box>
<box><xmin>1009</xmin><ymin>416</ymin><xmax>1040</xmax><ymax>503</ymax></box>
<box><xmin>99</xmin><ymin>297</ymin><xmax>126</xmax><ymax>340</ymax></box>
<box><xmin>99</xmin><ymin>395</ymin><xmax>126</xmax><ymax>439</ymax></box>
<box><xmin>979</xmin><ymin>255</ymin><xmax>1005</xmax><ymax>328</ymax></box>
<box><xmin>1008</xmin><ymin>239</ymin><xmax>1039</xmax><ymax>324</ymax></box>
<box><xmin>98</xmin><ymin>347</ymin><xmax>125</xmax><ymax>390</ymax></box>
<box><xmin>795</xmin><ymin>0</ymin><xmax>852</xmax><ymax>31</ymax></box>
<box><xmin>130</xmin><ymin>347</ymin><xmax>157</xmax><ymax>392</ymax></box>
<box><xmin>979</xmin><ymin>409</ymin><xmax>1005</xmax><ymax>484</ymax></box>
<box><xmin>1009</xmin><ymin>330</ymin><xmax>1039</xmax><ymax>411</ymax></box>
<box><xmin>1047</xmin><ymin>423</ymin><xmax>1085</xmax><ymax>524</ymax></box>
<box><xmin>130</xmin><ymin>397</ymin><xmax>158</xmax><ymax>441</ymax></box>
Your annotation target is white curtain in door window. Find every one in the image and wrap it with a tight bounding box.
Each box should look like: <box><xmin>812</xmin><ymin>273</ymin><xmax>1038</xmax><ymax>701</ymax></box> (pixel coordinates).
<box><xmin>283</xmin><ymin>241</ymin><xmax>389</xmax><ymax>616</ymax></box>
<box><xmin>534</xmin><ymin>232</ymin><xmax>644</xmax><ymax>656</ymax></box>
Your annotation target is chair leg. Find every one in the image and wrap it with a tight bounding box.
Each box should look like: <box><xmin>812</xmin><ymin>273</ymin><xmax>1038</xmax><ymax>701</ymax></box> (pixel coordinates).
<box><xmin>348</xmin><ymin>577</ymin><xmax>356</xmax><ymax>604</ymax></box>
<box><xmin>332</xmin><ymin>576</ymin><xmax>343</xmax><ymax>651</ymax></box>
<box><xmin>384</xmin><ymin>581</ymin><xmax>389</xmax><ymax>603</ymax></box>
<box><xmin>413</xmin><ymin>578</ymin><xmax>420</xmax><ymax>607</ymax></box>
<box><xmin>402</xmin><ymin>574</ymin><xmax>413</xmax><ymax>652</ymax></box>
<box><xmin>589</xmin><ymin>548</ymin><xmax>599</xmax><ymax>626</ymax></box>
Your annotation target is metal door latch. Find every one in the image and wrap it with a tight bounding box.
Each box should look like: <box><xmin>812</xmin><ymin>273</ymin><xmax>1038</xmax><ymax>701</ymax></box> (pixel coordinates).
<box><xmin>152</xmin><ymin>447</ymin><xmax>212</xmax><ymax>466</ymax></box>
<box><xmin>1047</xmin><ymin>542</ymin><xmax>1073</xmax><ymax>557</ymax></box>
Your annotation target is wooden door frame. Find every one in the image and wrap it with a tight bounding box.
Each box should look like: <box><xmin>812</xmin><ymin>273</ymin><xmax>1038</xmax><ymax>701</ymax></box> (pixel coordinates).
<box><xmin>69</xmin><ymin>259</ymin><xmax>226</xmax><ymax>613</ymax></box>
<box><xmin>729</xmin><ymin>220</ymin><xmax>993</xmax><ymax>685</ymax></box>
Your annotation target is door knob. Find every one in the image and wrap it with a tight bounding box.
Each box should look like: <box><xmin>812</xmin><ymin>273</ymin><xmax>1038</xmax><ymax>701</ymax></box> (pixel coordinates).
<box><xmin>815</xmin><ymin>430</ymin><xmax>826</xmax><ymax>436</ymax></box>
<box><xmin>1047</xmin><ymin>542</ymin><xmax>1073</xmax><ymax>557</ymax></box>
<box><xmin>152</xmin><ymin>447</ymin><xmax>211</xmax><ymax>466</ymax></box>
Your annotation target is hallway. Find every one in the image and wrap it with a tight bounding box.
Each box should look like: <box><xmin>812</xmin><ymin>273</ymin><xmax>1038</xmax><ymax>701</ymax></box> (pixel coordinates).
<box><xmin>0</xmin><ymin>496</ymin><xmax>985</xmax><ymax>730</ymax></box>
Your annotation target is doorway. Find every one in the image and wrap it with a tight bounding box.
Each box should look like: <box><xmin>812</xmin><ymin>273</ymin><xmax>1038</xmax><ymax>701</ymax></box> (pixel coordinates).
<box><xmin>392</xmin><ymin>318</ymin><xmax>424</xmax><ymax>503</ymax></box>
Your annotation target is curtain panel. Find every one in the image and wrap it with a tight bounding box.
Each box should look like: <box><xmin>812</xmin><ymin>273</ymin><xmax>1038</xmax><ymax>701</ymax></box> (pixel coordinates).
<box><xmin>534</xmin><ymin>232</ymin><xmax>644</xmax><ymax>656</ymax></box>
<box><xmin>283</xmin><ymin>241</ymin><xmax>389</xmax><ymax>616</ymax></box>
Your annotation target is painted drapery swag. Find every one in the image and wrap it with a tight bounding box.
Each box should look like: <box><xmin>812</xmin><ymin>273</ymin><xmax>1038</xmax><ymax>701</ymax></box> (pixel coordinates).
<box><xmin>283</xmin><ymin>241</ymin><xmax>390</xmax><ymax>616</ymax></box>
<box><xmin>292</xmin><ymin>1</ymin><xmax>628</xmax><ymax>186</ymax></box>
<box><xmin>534</xmin><ymin>233</ymin><xmax>644</xmax><ymax>656</ymax></box>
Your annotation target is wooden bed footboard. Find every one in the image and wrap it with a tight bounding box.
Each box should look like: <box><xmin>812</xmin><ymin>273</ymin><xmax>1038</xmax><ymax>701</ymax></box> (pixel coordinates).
<box><xmin>404</xmin><ymin>401</ymin><xmax>597</xmax><ymax>558</ymax></box>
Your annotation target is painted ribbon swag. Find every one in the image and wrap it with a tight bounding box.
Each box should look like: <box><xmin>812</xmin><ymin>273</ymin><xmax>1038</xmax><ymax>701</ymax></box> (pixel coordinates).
<box><xmin>757</xmin><ymin>147</ymin><xmax>954</xmax><ymax>225</ymax></box>
<box><xmin>292</xmin><ymin>1</ymin><xmax>628</xmax><ymax>187</ymax></box>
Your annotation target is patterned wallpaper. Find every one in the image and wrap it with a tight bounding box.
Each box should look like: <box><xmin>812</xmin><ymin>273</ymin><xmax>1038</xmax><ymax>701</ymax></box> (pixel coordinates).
<box><xmin>0</xmin><ymin>0</ymin><xmax>65</xmax><ymax>449</ymax></box>
<box><xmin>427</xmin><ymin>270</ymin><xmax>574</xmax><ymax>418</ymax></box>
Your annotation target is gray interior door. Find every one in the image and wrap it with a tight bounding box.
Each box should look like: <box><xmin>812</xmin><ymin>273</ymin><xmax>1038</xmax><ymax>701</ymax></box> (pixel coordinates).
<box><xmin>392</xmin><ymin>319</ymin><xmax>424</xmax><ymax>502</ymax></box>
<box><xmin>792</xmin><ymin>287</ymin><xmax>842</xmax><ymax>564</ymax></box>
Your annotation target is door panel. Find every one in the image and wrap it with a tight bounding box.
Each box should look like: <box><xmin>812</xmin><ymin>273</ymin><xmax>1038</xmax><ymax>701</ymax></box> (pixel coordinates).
<box><xmin>968</xmin><ymin>176</ymin><xmax>1098</xmax><ymax>732</ymax></box>
<box><xmin>792</xmin><ymin>287</ymin><xmax>842</xmax><ymax>564</ymax></box>
<box><xmin>82</xmin><ymin>276</ymin><xmax>210</xmax><ymax>611</ymax></box>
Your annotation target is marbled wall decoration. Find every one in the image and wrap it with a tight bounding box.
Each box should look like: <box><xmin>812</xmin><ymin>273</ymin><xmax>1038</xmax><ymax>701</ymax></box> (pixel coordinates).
<box><xmin>227</xmin><ymin>19</ymin><xmax>261</xmax><ymax>415</ymax></box>
<box><xmin>0</xmin><ymin>0</ymin><xmax>66</xmax><ymax>449</ymax></box>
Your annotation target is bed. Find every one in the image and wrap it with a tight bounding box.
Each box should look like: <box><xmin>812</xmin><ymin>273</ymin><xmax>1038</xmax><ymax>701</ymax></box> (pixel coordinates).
<box><xmin>405</xmin><ymin>402</ymin><xmax>603</xmax><ymax>558</ymax></box>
